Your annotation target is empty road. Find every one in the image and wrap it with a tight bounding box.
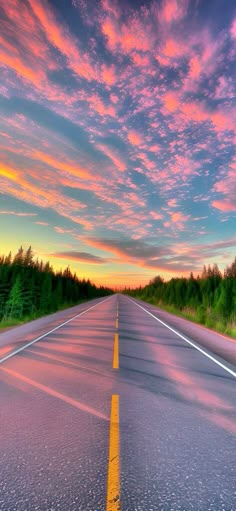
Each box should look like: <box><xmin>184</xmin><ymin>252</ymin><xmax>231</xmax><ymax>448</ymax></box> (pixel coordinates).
<box><xmin>0</xmin><ymin>294</ymin><xmax>235</xmax><ymax>511</ymax></box>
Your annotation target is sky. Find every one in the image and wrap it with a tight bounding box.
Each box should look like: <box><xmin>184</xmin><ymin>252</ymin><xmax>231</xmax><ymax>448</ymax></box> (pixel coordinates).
<box><xmin>0</xmin><ymin>0</ymin><xmax>235</xmax><ymax>288</ymax></box>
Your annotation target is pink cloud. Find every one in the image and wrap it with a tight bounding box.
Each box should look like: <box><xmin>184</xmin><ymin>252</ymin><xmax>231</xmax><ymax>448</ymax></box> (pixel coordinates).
<box><xmin>211</xmin><ymin>200</ymin><xmax>236</xmax><ymax>212</ymax></box>
<box><xmin>162</xmin><ymin>38</ymin><xmax>186</xmax><ymax>58</ymax></box>
<box><xmin>101</xmin><ymin>63</ymin><xmax>117</xmax><ymax>85</ymax></box>
<box><xmin>149</xmin><ymin>144</ymin><xmax>161</xmax><ymax>153</ymax></box>
<box><xmin>212</xmin><ymin>163</ymin><xmax>236</xmax><ymax>212</ymax></box>
<box><xmin>188</xmin><ymin>55</ymin><xmax>201</xmax><ymax>79</ymax></box>
<box><xmin>171</xmin><ymin>211</ymin><xmax>189</xmax><ymax>223</ymax></box>
<box><xmin>101</xmin><ymin>0</ymin><xmax>121</xmax><ymax>20</ymax></box>
<box><xmin>28</xmin><ymin>0</ymin><xmax>97</xmax><ymax>82</ymax></box>
<box><xmin>180</xmin><ymin>101</ymin><xmax>208</xmax><ymax>122</ymax></box>
<box><xmin>110</xmin><ymin>94</ymin><xmax>119</xmax><ymax>104</ymax></box>
<box><xmin>231</xmin><ymin>18</ymin><xmax>236</xmax><ymax>39</ymax></box>
<box><xmin>167</xmin><ymin>199</ymin><xmax>178</xmax><ymax>207</ymax></box>
<box><xmin>214</xmin><ymin>76</ymin><xmax>235</xmax><ymax>100</ymax></box>
<box><xmin>0</xmin><ymin>47</ymin><xmax>45</xmax><ymax>90</ymax></box>
<box><xmin>31</xmin><ymin>150</ymin><xmax>94</xmax><ymax>181</ymax></box>
<box><xmin>158</xmin><ymin>0</ymin><xmax>189</xmax><ymax>25</ymax></box>
<box><xmin>101</xmin><ymin>8</ymin><xmax>153</xmax><ymax>54</ymax></box>
<box><xmin>210</xmin><ymin>111</ymin><xmax>235</xmax><ymax>132</ymax></box>
<box><xmin>150</xmin><ymin>211</ymin><xmax>163</xmax><ymax>220</ymax></box>
<box><xmin>0</xmin><ymin>210</ymin><xmax>37</xmax><ymax>217</ymax></box>
<box><xmin>132</xmin><ymin>52</ymin><xmax>150</xmax><ymax>67</ymax></box>
<box><xmin>127</xmin><ymin>130</ymin><xmax>143</xmax><ymax>146</ymax></box>
<box><xmin>163</xmin><ymin>91</ymin><xmax>180</xmax><ymax>112</ymax></box>
<box><xmin>123</xmin><ymin>192</ymin><xmax>146</xmax><ymax>208</ymax></box>
<box><xmin>88</xmin><ymin>94</ymin><xmax>116</xmax><ymax>118</ymax></box>
<box><xmin>54</xmin><ymin>226</ymin><xmax>74</xmax><ymax>234</ymax></box>
<box><xmin>97</xmin><ymin>144</ymin><xmax>126</xmax><ymax>172</ymax></box>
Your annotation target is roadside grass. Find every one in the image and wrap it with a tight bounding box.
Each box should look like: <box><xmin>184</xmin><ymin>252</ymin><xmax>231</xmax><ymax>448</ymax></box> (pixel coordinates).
<box><xmin>137</xmin><ymin>296</ymin><xmax>236</xmax><ymax>340</ymax></box>
<box><xmin>0</xmin><ymin>300</ymin><xmax>88</xmax><ymax>332</ymax></box>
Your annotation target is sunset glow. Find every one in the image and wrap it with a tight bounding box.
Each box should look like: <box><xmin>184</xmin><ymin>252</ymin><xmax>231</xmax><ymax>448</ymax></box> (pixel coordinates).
<box><xmin>0</xmin><ymin>0</ymin><xmax>235</xmax><ymax>287</ymax></box>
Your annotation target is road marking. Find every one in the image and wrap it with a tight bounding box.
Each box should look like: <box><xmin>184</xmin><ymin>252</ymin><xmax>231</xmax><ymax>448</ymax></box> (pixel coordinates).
<box><xmin>0</xmin><ymin>296</ymin><xmax>113</xmax><ymax>365</ymax></box>
<box><xmin>106</xmin><ymin>394</ymin><xmax>120</xmax><ymax>511</ymax></box>
<box><xmin>115</xmin><ymin>318</ymin><xmax>118</xmax><ymax>329</ymax></box>
<box><xmin>129</xmin><ymin>298</ymin><xmax>236</xmax><ymax>378</ymax></box>
<box><xmin>113</xmin><ymin>333</ymin><xmax>119</xmax><ymax>369</ymax></box>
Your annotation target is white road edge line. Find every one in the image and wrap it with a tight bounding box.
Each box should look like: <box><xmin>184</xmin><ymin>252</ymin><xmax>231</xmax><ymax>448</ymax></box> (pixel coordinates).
<box><xmin>0</xmin><ymin>295</ymin><xmax>113</xmax><ymax>365</ymax></box>
<box><xmin>128</xmin><ymin>298</ymin><xmax>236</xmax><ymax>378</ymax></box>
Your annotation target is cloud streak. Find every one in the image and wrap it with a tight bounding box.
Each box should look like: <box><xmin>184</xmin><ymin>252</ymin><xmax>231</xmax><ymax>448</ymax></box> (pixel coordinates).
<box><xmin>0</xmin><ymin>0</ymin><xmax>235</xmax><ymax>284</ymax></box>
<box><xmin>50</xmin><ymin>251</ymin><xmax>109</xmax><ymax>264</ymax></box>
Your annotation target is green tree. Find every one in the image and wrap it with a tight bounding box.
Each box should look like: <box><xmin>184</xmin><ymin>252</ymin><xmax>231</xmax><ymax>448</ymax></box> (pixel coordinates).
<box><xmin>39</xmin><ymin>273</ymin><xmax>53</xmax><ymax>313</ymax></box>
<box><xmin>4</xmin><ymin>275</ymin><xmax>24</xmax><ymax>319</ymax></box>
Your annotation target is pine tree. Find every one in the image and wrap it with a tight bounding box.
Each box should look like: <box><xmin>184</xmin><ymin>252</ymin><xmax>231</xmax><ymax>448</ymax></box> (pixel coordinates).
<box><xmin>13</xmin><ymin>246</ymin><xmax>24</xmax><ymax>265</ymax></box>
<box><xmin>4</xmin><ymin>275</ymin><xmax>24</xmax><ymax>319</ymax></box>
<box><xmin>24</xmin><ymin>246</ymin><xmax>34</xmax><ymax>267</ymax></box>
<box><xmin>39</xmin><ymin>272</ymin><xmax>53</xmax><ymax>313</ymax></box>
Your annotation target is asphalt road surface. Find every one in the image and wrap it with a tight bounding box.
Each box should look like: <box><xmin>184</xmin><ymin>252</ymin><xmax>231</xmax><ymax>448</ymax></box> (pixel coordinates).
<box><xmin>0</xmin><ymin>294</ymin><xmax>235</xmax><ymax>511</ymax></box>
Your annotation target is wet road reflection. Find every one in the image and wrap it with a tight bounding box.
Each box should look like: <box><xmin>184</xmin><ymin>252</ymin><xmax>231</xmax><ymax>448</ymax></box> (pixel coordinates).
<box><xmin>0</xmin><ymin>294</ymin><xmax>235</xmax><ymax>511</ymax></box>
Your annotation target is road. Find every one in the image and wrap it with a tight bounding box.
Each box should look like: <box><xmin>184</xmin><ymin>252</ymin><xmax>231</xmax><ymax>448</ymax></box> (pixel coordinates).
<box><xmin>0</xmin><ymin>294</ymin><xmax>235</xmax><ymax>511</ymax></box>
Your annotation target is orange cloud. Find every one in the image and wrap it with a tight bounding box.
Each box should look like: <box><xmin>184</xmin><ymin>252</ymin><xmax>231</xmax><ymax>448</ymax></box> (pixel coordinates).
<box><xmin>180</xmin><ymin>101</ymin><xmax>208</xmax><ymax>122</ymax></box>
<box><xmin>0</xmin><ymin>157</ymin><xmax>92</xmax><ymax>230</ymax></box>
<box><xmin>28</xmin><ymin>0</ymin><xmax>97</xmax><ymax>82</ymax></box>
<box><xmin>31</xmin><ymin>150</ymin><xmax>94</xmax><ymax>181</ymax></box>
<box><xmin>0</xmin><ymin>48</ymin><xmax>44</xmax><ymax>89</ymax></box>
<box><xmin>101</xmin><ymin>63</ymin><xmax>117</xmax><ymax>85</ymax></box>
<box><xmin>210</xmin><ymin>111</ymin><xmax>234</xmax><ymax>132</ymax></box>
<box><xmin>0</xmin><ymin>162</ymin><xmax>18</xmax><ymax>182</ymax></box>
<box><xmin>171</xmin><ymin>211</ymin><xmax>189</xmax><ymax>223</ymax></box>
<box><xmin>102</xmin><ymin>12</ymin><xmax>152</xmax><ymax>54</ymax></box>
<box><xmin>163</xmin><ymin>92</ymin><xmax>179</xmax><ymax>112</ymax></box>
<box><xmin>132</xmin><ymin>52</ymin><xmax>150</xmax><ymax>67</ymax></box>
<box><xmin>127</xmin><ymin>130</ymin><xmax>143</xmax><ymax>146</ymax></box>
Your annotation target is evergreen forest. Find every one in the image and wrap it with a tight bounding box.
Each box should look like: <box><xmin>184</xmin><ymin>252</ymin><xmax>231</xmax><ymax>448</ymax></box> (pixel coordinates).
<box><xmin>126</xmin><ymin>258</ymin><xmax>236</xmax><ymax>337</ymax></box>
<box><xmin>0</xmin><ymin>246</ymin><xmax>113</xmax><ymax>327</ymax></box>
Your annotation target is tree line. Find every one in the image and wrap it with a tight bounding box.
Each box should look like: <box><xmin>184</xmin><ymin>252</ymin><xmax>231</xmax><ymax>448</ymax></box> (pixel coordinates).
<box><xmin>0</xmin><ymin>246</ymin><xmax>113</xmax><ymax>325</ymax></box>
<box><xmin>125</xmin><ymin>258</ymin><xmax>236</xmax><ymax>336</ymax></box>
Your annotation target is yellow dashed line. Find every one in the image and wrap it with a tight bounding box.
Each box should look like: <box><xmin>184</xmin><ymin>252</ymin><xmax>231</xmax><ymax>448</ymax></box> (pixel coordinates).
<box><xmin>113</xmin><ymin>333</ymin><xmax>119</xmax><ymax>369</ymax></box>
<box><xmin>106</xmin><ymin>395</ymin><xmax>120</xmax><ymax>511</ymax></box>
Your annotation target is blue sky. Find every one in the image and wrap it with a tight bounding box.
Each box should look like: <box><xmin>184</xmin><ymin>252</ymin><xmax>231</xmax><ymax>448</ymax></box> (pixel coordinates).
<box><xmin>0</xmin><ymin>0</ymin><xmax>235</xmax><ymax>287</ymax></box>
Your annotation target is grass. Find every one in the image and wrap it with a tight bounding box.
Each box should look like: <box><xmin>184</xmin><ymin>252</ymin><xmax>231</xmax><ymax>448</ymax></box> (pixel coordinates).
<box><xmin>0</xmin><ymin>300</ymin><xmax>89</xmax><ymax>332</ymax></box>
<box><xmin>136</xmin><ymin>296</ymin><xmax>236</xmax><ymax>340</ymax></box>
<box><xmin>0</xmin><ymin>317</ymin><xmax>25</xmax><ymax>330</ymax></box>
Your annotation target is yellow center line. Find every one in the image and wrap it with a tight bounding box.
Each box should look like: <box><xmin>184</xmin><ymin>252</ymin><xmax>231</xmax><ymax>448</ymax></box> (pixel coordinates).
<box><xmin>106</xmin><ymin>395</ymin><xmax>120</xmax><ymax>511</ymax></box>
<box><xmin>113</xmin><ymin>332</ymin><xmax>119</xmax><ymax>369</ymax></box>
